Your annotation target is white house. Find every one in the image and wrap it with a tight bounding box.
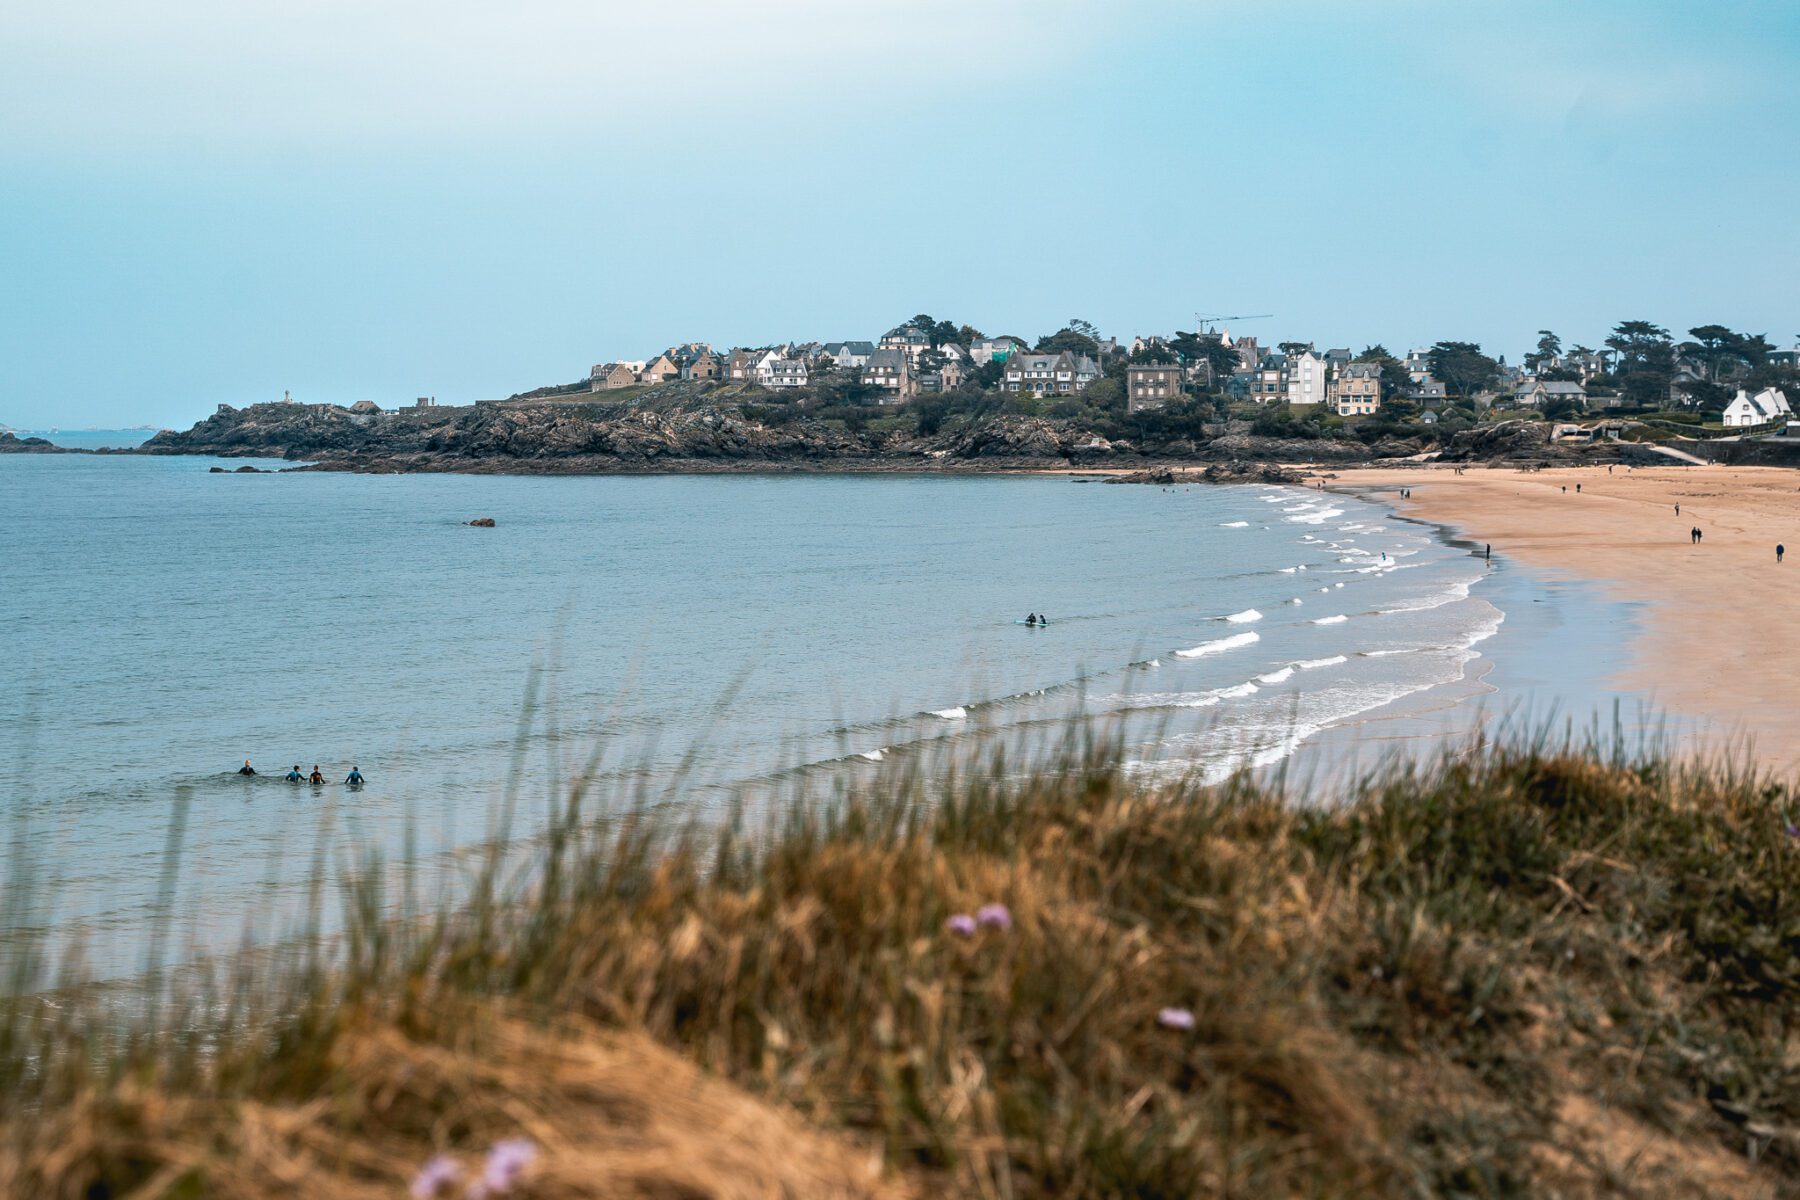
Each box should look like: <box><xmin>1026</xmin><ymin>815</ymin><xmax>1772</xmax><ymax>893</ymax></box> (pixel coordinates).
<box><xmin>1721</xmin><ymin>387</ymin><xmax>1792</xmax><ymax>428</ymax></box>
<box><xmin>763</xmin><ymin>358</ymin><xmax>809</xmax><ymax>390</ymax></box>
<box><xmin>1286</xmin><ymin>349</ymin><xmax>1327</xmax><ymax>407</ymax></box>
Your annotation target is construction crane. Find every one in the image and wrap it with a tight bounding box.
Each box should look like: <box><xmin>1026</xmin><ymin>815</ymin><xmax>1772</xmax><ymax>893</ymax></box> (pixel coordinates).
<box><xmin>1193</xmin><ymin>312</ymin><xmax>1273</xmax><ymax>336</ymax></box>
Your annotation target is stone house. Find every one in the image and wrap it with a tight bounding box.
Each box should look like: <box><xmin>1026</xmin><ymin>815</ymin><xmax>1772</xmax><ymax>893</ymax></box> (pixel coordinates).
<box><xmin>880</xmin><ymin>324</ymin><xmax>932</xmax><ymax>364</ymax></box>
<box><xmin>863</xmin><ymin>349</ymin><xmax>913</xmax><ymax>403</ymax></box>
<box><xmin>1127</xmin><ymin>363</ymin><xmax>1183</xmax><ymax>411</ymax></box>
<box><xmin>1002</xmin><ymin>352</ymin><xmax>1100</xmax><ymax>395</ymax></box>
<box><xmin>590</xmin><ymin>363</ymin><xmax>639</xmax><ymax>392</ymax></box>
<box><xmin>639</xmin><ymin>354</ymin><xmax>682</xmax><ymax>386</ymax></box>
<box><xmin>1328</xmin><ymin>362</ymin><xmax>1382</xmax><ymax>416</ymax></box>
<box><xmin>725</xmin><ymin>348</ymin><xmax>761</xmax><ymax>381</ymax></box>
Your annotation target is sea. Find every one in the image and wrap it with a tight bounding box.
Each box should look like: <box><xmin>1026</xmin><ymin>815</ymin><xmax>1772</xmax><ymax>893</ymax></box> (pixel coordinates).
<box><xmin>0</xmin><ymin>446</ymin><xmax>1640</xmax><ymax>978</ymax></box>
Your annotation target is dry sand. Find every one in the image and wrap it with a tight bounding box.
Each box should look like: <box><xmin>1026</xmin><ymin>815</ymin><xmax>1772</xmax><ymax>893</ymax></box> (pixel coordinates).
<box><xmin>1322</xmin><ymin>462</ymin><xmax>1800</xmax><ymax>772</ymax></box>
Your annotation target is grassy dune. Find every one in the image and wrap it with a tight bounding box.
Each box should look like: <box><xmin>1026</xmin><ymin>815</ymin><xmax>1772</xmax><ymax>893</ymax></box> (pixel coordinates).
<box><xmin>2</xmin><ymin>730</ymin><xmax>1797</xmax><ymax>1198</ymax></box>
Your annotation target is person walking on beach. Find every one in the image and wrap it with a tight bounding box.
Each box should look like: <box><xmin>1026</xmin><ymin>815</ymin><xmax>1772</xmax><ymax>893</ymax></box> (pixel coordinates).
<box><xmin>1675</xmin><ymin>503</ymin><xmax>1679</xmax><ymax>516</ymax></box>
<box><xmin>1576</xmin><ymin>483</ymin><xmax>1581</xmax><ymax>493</ymax></box>
<box><xmin>1780</xmin><ymin>544</ymin><xmax>1786</xmax><ymax>564</ymax></box>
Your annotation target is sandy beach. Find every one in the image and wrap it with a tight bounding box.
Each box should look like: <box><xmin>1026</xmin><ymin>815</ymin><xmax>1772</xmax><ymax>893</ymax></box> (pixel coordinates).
<box><xmin>1324</xmin><ymin>463</ymin><xmax>1800</xmax><ymax>772</ymax></box>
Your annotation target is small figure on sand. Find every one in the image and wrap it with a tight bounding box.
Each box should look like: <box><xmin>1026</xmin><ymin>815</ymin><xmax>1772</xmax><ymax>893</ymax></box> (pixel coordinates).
<box><xmin>1779</xmin><ymin>544</ymin><xmax>1786</xmax><ymax>564</ymax></box>
<box><xmin>237</xmin><ymin>759</ymin><xmax>256</xmax><ymax>776</ymax></box>
<box><xmin>1575</xmin><ymin>483</ymin><xmax>1581</xmax><ymax>493</ymax></box>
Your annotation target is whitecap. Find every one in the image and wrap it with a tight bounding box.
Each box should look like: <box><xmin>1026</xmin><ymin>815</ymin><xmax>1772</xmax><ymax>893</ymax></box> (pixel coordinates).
<box><xmin>1219</xmin><ymin>520</ymin><xmax>1250</xmax><ymax>528</ymax></box>
<box><xmin>1257</xmin><ymin>667</ymin><xmax>1295</xmax><ymax>684</ymax></box>
<box><xmin>929</xmin><ymin>706</ymin><xmax>968</xmax><ymax>720</ymax></box>
<box><xmin>1313</xmin><ymin>614</ymin><xmax>1349</xmax><ymax>625</ymax></box>
<box><xmin>1174</xmin><ymin>630</ymin><xmax>1260</xmax><ymax>659</ymax></box>
<box><xmin>1215</xmin><ymin>681</ymin><xmax>1260</xmax><ymax>699</ymax></box>
<box><xmin>1294</xmin><ymin>655</ymin><xmax>1349</xmax><ymax>669</ymax></box>
<box><xmin>1223</xmin><ymin>608</ymin><xmax>1262</xmax><ymax>623</ymax></box>
<box><xmin>859</xmin><ymin>748</ymin><xmax>887</xmax><ymax>761</ymax></box>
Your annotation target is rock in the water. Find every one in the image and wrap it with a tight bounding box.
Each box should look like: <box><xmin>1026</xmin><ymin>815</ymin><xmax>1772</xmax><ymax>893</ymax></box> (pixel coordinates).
<box><xmin>467</xmin><ymin>517</ymin><xmax>496</xmax><ymax>527</ymax></box>
<box><xmin>209</xmin><ymin>466</ymin><xmax>226</xmax><ymax>473</ymax></box>
<box><xmin>233</xmin><ymin>465</ymin><xmax>264</xmax><ymax>473</ymax></box>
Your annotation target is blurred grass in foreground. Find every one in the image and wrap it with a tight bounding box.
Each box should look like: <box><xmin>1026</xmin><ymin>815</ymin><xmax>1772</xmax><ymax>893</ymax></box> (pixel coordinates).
<box><xmin>1</xmin><ymin>722</ymin><xmax>1797</xmax><ymax>1198</ymax></box>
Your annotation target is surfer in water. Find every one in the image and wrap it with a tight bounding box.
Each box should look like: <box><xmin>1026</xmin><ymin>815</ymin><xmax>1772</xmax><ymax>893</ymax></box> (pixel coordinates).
<box><xmin>308</xmin><ymin>765</ymin><xmax>324</xmax><ymax>785</ymax></box>
<box><xmin>237</xmin><ymin>759</ymin><xmax>256</xmax><ymax>776</ymax></box>
<box><xmin>344</xmin><ymin>766</ymin><xmax>365</xmax><ymax>786</ymax></box>
<box><xmin>1025</xmin><ymin>612</ymin><xmax>1038</xmax><ymax>626</ymax></box>
<box><xmin>284</xmin><ymin>765</ymin><xmax>303</xmax><ymax>782</ymax></box>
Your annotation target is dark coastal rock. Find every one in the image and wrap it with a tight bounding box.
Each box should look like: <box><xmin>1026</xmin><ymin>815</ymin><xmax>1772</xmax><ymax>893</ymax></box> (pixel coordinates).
<box><xmin>1109</xmin><ymin>462</ymin><xmax>1305</xmax><ymax>486</ymax></box>
<box><xmin>233</xmin><ymin>465</ymin><xmax>265</xmax><ymax>473</ymax></box>
<box><xmin>0</xmin><ymin>432</ymin><xmax>65</xmax><ymax>453</ymax></box>
<box><xmin>467</xmin><ymin>517</ymin><xmax>496</xmax><ymax>527</ymax></box>
<box><xmin>135</xmin><ymin>385</ymin><xmax>1431</xmax><ymax>476</ymax></box>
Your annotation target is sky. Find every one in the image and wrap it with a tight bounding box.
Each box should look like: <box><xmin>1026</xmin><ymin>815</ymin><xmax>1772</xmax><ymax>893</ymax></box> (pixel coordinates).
<box><xmin>2</xmin><ymin>0</ymin><xmax>1797</xmax><ymax>429</ymax></box>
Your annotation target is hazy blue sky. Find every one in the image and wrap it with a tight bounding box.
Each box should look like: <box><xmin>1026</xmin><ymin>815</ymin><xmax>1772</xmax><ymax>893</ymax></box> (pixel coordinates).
<box><xmin>3</xmin><ymin>0</ymin><xmax>1797</xmax><ymax>429</ymax></box>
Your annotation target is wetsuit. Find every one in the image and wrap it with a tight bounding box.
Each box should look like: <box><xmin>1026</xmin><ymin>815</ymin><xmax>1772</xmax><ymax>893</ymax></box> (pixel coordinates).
<box><xmin>237</xmin><ymin>764</ymin><xmax>256</xmax><ymax>776</ymax></box>
<box><xmin>345</xmin><ymin>771</ymin><xmax>364</xmax><ymax>786</ymax></box>
<box><xmin>308</xmin><ymin>770</ymin><xmax>324</xmax><ymax>785</ymax></box>
<box><xmin>284</xmin><ymin>769</ymin><xmax>302</xmax><ymax>782</ymax></box>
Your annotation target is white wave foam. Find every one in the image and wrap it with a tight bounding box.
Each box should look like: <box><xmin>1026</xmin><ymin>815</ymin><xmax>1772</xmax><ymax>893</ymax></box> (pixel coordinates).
<box><xmin>1216</xmin><ymin>681</ymin><xmax>1260</xmax><ymax>699</ymax></box>
<box><xmin>1223</xmin><ymin>608</ymin><xmax>1263</xmax><ymax>623</ymax></box>
<box><xmin>1174</xmin><ymin>630</ymin><xmax>1260</xmax><ymax>659</ymax></box>
<box><xmin>1313</xmin><ymin>614</ymin><xmax>1349</xmax><ymax>625</ymax></box>
<box><xmin>1288</xmin><ymin>597</ymin><xmax>1303</xmax><ymax>605</ymax></box>
<box><xmin>859</xmin><ymin>748</ymin><xmax>886</xmax><ymax>761</ymax></box>
<box><xmin>1294</xmin><ymin>655</ymin><xmax>1349</xmax><ymax>669</ymax></box>
<box><xmin>1376</xmin><ymin>578</ymin><xmax>1477</xmax><ymax>615</ymax></box>
<box><xmin>929</xmin><ymin>706</ymin><xmax>967</xmax><ymax>720</ymax></box>
<box><xmin>1257</xmin><ymin>667</ymin><xmax>1295</xmax><ymax>684</ymax></box>
<box><xmin>1287</xmin><ymin>507</ymin><xmax>1345</xmax><ymax>525</ymax></box>
<box><xmin>1280</xmin><ymin>566</ymin><xmax>1298</xmax><ymax>574</ymax></box>
<box><xmin>1219</xmin><ymin>520</ymin><xmax>1250</xmax><ymax>528</ymax></box>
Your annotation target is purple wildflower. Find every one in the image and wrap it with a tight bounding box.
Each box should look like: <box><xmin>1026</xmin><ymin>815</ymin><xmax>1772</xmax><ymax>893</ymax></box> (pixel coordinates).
<box><xmin>480</xmin><ymin>1139</ymin><xmax>537</xmax><ymax>1194</ymax></box>
<box><xmin>409</xmin><ymin>1155</ymin><xmax>461</xmax><ymax>1199</ymax></box>
<box><xmin>945</xmin><ymin>913</ymin><xmax>977</xmax><ymax>937</ymax></box>
<box><xmin>1157</xmin><ymin>1007</ymin><xmax>1196</xmax><ymax>1031</ymax></box>
<box><xmin>1785</xmin><ymin>821</ymin><xmax>1799</xmax><ymax>841</ymax></box>
<box><xmin>975</xmin><ymin>903</ymin><xmax>1012</xmax><ymax>931</ymax></box>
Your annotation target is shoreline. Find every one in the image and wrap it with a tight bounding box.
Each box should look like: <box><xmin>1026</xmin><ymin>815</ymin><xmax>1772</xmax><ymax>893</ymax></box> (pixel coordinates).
<box><xmin>1320</xmin><ymin>462</ymin><xmax>1800</xmax><ymax>773</ymax></box>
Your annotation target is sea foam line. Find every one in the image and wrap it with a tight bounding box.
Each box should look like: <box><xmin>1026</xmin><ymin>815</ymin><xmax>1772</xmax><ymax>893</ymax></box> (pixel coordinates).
<box><xmin>1222</xmin><ymin>608</ymin><xmax>1262</xmax><ymax>623</ymax></box>
<box><xmin>1174</xmin><ymin>630</ymin><xmax>1260</xmax><ymax>658</ymax></box>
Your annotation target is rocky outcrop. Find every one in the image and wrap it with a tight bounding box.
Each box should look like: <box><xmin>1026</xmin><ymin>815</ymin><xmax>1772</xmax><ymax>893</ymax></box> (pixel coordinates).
<box><xmin>1108</xmin><ymin>463</ymin><xmax>1306</xmax><ymax>486</ymax></box>
<box><xmin>466</xmin><ymin>517</ymin><xmax>496</xmax><ymax>527</ymax></box>
<box><xmin>0</xmin><ymin>432</ymin><xmax>68</xmax><ymax>453</ymax></box>
<box><xmin>138</xmin><ymin>392</ymin><xmax>1434</xmax><ymax>475</ymax></box>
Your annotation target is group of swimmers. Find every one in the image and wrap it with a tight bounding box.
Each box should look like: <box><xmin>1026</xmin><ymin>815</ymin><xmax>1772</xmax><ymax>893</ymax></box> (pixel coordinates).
<box><xmin>236</xmin><ymin>760</ymin><xmax>364</xmax><ymax>786</ymax></box>
<box><xmin>1023</xmin><ymin>612</ymin><xmax>1050</xmax><ymax>626</ymax></box>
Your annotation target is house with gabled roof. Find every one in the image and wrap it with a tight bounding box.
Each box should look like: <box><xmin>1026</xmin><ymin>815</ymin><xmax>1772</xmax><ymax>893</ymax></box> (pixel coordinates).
<box><xmin>1722</xmin><ymin>387</ymin><xmax>1791</xmax><ymax>428</ymax></box>
<box><xmin>971</xmin><ymin>336</ymin><xmax>1026</xmax><ymax>365</ymax></box>
<box><xmin>1328</xmin><ymin>362</ymin><xmax>1382</xmax><ymax>416</ymax></box>
<box><xmin>863</xmin><ymin>348</ymin><xmax>915</xmax><ymax>403</ymax></box>
<box><xmin>639</xmin><ymin>353</ymin><xmax>682</xmax><ymax>386</ymax></box>
<box><xmin>590</xmin><ymin>362</ymin><xmax>639</xmax><ymax>392</ymax></box>
<box><xmin>1513</xmin><ymin>379</ymin><xmax>1588</xmax><ymax>409</ymax></box>
<box><xmin>1002</xmin><ymin>351</ymin><xmax>1100</xmax><ymax>395</ymax></box>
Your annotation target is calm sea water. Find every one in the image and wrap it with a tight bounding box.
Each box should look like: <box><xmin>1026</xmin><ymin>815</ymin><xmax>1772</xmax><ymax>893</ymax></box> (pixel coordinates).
<box><xmin>2</xmin><ymin>454</ymin><xmax>1511</xmax><ymax>974</ymax></box>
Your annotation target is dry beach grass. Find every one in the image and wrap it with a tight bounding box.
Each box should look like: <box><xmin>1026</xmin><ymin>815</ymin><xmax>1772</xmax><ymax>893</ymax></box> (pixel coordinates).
<box><xmin>2</xmin><ymin>727</ymin><xmax>1797</xmax><ymax>1198</ymax></box>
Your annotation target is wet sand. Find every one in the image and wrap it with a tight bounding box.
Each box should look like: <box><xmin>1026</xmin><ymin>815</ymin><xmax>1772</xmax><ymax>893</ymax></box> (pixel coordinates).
<box><xmin>1324</xmin><ymin>463</ymin><xmax>1800</xmax><ymax>773</ymax></box>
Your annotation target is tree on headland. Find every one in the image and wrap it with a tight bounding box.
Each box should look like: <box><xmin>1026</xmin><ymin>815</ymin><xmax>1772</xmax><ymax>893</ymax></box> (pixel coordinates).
<box><xmin>1165</xmin><ymin>331</ymin><xmax>1240</xmax><ymax>388</ymax></box>
<box><xmin>1524</xmin><ymin>329</ymin><xmax>1561</xmax><ymax>372</ymax></box>
<box><xmin>1426</xmin><ymin>341</ymin><xmax>1499</xmax><ymax>400</ymax></box>
<box><xmin>1355</xmin><ymin>345</ymin><xmax>1413</xmax><ymax>399</ymax></box>
<box><xmin>1606</xmin><ymin>320</ymin><xmax>1675</xmax><ymax>408</ymax></box>
<box><xmin>1036</xmin><ymin>326</ymin><xmax>1101</xmax><ymax>356</ymax></box>
<box><xmin>1278</xmin><ymin>341</ymin><xmax>1313</xmax><ymax>357</ymax></box>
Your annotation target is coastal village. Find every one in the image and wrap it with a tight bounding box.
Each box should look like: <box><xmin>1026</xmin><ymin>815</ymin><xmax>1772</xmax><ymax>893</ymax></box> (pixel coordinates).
<box><xmin>572</xmin><ymin>316</ymin><xmax>1799</xmax><ymax>434</ymax></box>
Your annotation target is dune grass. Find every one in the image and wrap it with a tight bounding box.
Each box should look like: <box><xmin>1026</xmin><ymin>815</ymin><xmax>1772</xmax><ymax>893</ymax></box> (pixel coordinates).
<box><xmin>1</xmin><ymin>726</ymin><xmax>1797</xmax><ymax>1198</ymax></box>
